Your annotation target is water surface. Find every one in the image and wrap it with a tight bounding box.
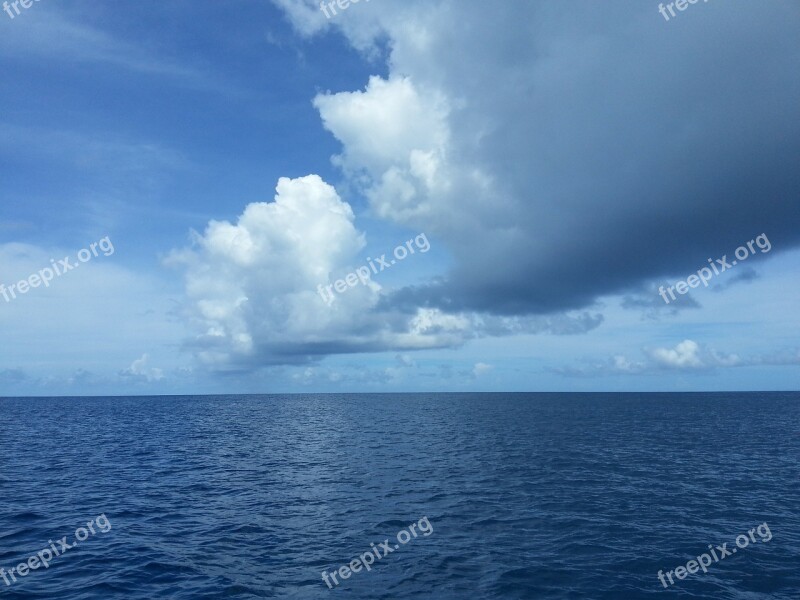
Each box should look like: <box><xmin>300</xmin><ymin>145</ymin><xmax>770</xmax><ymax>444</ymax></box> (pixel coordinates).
<box><xmin>1</xmin><ymin>393</ymin><xmax>798</xmax><ymax>598</ymax></box>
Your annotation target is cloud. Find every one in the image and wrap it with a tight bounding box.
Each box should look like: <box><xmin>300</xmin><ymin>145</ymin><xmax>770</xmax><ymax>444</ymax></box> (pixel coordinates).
<box><xmin>167</xmin><ymin>175</ymin><xmax>481</xmax><ymax>369</ymax></box>
<box><xmin>167</xmin><ymin>174</ymin><xmax>365</xmax><ymax>367</ymax></box>
<box><xmin>621</xmin><ymin>282</ymin><xmax>702</xmax><ymax>319</ymax></box>
<box><xmin>649</xmin><ymin>340</ymin><xmax>707</xmax><ymax>369</ymax></box>
<box><xmin>272</xmin><ymin>0</ymin><xmax>330</xmax><ymax>37</ymax></box>
<box><xmin>612</xmin><ymin>355</ymin><xmax>645</xmax><ymax>374</ymax></box>
<box><xmin>67</xmin><ymin>368</ymin><xmax>94</xmax><ymax>386</ymax></box>
<box><xmin>395</xmin><ymin>354</ymin><xmax>416</xmax><ymax>367</ymax></box>
<box><xmin>553</xmin><ymin>339</ymin><xmax>765</xmax><ymax>378</ymax></box>
<box><xmin>314</xmin><ymin>76</ymin><xmax>452</xmax><ymax>223</ymax></box>
<box><xmin>711</xmin><ymin>266</ymin><xmax>761</xmax><ymax>293</ymax></box>
<box><xmin>120</xmin><ymin>354</ymin><xmax>165</xmax><ymax>382</ymax></box>
<box><xmin>273</xmin><ymin>0</ymin><xmax>386</xmax><ymax>53</ymax></box>
<box><xmin>165</xmin><ymin>1</ymin><xmax>800</xmax><ymax>372</ymax></box>
<box><xmin>647</xmin><ymin>340</ymin><xmax>743</xmax><ymax>371</ymax></box>
<box><xmin>277</xmin><ymin>0</ymin><xmax>800</xmax><ymax>317</ymax></box>
<box><xmin>473</xmin><ymin>362</ymin><xmax>493</xmax><ymax>377</ymax></box>
<box><xmin>167</xmin><ymin>175</ymin><xmax>607</xmax><ymax>369</ymax></box>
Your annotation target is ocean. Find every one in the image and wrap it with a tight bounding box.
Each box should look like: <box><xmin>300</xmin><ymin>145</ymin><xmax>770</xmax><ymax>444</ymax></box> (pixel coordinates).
<box><xmin>0</xmin><ymin>393</ymin><xmax>798</xmax><ymax>599</ymax></box>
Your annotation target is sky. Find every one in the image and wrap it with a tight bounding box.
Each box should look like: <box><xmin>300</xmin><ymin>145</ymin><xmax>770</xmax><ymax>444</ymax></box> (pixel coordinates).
<box><xmin>1</xmin><ymin>0</ymin><xmax>798</xmax><ymax>396</ymax></box>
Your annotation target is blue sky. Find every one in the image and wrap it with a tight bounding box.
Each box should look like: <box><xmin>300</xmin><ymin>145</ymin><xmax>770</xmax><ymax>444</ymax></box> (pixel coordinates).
<box><xmin>1</xmin><ymin>0</ymin><xmax>798</xmax><ymax>395</ymax></box>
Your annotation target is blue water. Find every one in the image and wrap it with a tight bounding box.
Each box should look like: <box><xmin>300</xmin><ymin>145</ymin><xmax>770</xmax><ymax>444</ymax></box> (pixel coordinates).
<box><xmin>0</xmin><ymin>393</ymin><xmax>798</xmax><ymax>599</ymax></box>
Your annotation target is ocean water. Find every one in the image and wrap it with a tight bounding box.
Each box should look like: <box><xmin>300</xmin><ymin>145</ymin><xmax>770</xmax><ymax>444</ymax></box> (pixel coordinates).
<box><xmin>0</xmin><ymin>393</ymin><xmax>798</xmax><ymax>599</ymax></box>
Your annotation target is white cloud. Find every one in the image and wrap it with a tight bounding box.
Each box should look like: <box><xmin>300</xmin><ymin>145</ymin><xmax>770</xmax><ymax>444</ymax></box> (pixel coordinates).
<box><xmin>167</xmin><ymin>175</ymin><xmax>480</xmax><ymax>369</ymax></box>
<box><xmin>473</xmin><ymin>362</ymin><xmax>493</xmax><ymax>377</ymax></box>
<box><xmin>647</xmin><ymin>340</ymin><xmax>741</xmax><ymax>371</ymax></box>
<box><xmin>314</xmin><ymin>76</ymin><xmax>452</xmax><ymax>222</ymax></box>
<box><xmin>271</xmin><ymin>0</ymin><xmax>330</xmax><ymax>37</ymax></box>
<box><xmin>121</xmin><ymin>354</ymin><xmax>165</xmax><ymax>382</ymax></box>
<box><xmin>649</xmin><ymin>339</ymin><xmax>705</xmax><ymax>369</ymax></box>
<box><xmin>613</xmin><ymin>355</ymin><xmax>642</xmax><ymax>373</ymax></box>
<box><xmin>167</xmin><ymin>174</ymin><xmax>366</xmax><ymax>367</ymax></box>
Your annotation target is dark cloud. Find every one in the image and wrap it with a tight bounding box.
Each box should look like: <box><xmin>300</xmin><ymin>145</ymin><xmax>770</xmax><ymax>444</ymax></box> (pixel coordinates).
<box><xmin>620</xmin><ymin>282</ymin><xmax>701</xmax><ymax>319</ymax></box>
<box><xmin>711</xmin><ymin>266</ymin><xmax>760</xmax><ymax>292</ymax></box>
<box><xmin>336</xmin><ymin>0</ymin><xmax>800</xmax><ymax>316</ymax></box>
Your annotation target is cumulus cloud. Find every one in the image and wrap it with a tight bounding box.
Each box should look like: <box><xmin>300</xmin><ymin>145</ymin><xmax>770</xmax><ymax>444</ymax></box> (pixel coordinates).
<box><xmin>167</xmin><ymin>175</ymin><xmax>486</xmax><ymax>369</ymax></box>
<box><xmin>166</xmin><ymin>176</ymin><xmax>606</xmax><ymax>368</ymax></box>
<box><xmin>314</xmin><ymin>76</ymin><xmax>452</xmax><ymax>222</ymax></box>
<box><xmin>647</xmin><ymin>340</ymin><xmax>743</xmax><ymax>370</ymax></box>
<box><xmin>167</xmin><ymin>174</ymin><xmax>365</xmax><ymax>368</ymax></box>
<box><xmin>120</xmin><ymin>354</ymin><xmax>165</xmax><ymax>382</ymax></box>
<box><xmin>649</xmin><ymin>340</ymin><xmax>706</xmax><ymax>369</ymax></box>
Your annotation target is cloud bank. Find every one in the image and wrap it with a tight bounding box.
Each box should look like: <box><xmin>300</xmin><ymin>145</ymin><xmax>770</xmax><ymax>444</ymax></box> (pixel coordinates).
<box><xmin>170</xmin><ymin>0</ymin><xmax>800</xmax><ymax>369</ymax></box>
